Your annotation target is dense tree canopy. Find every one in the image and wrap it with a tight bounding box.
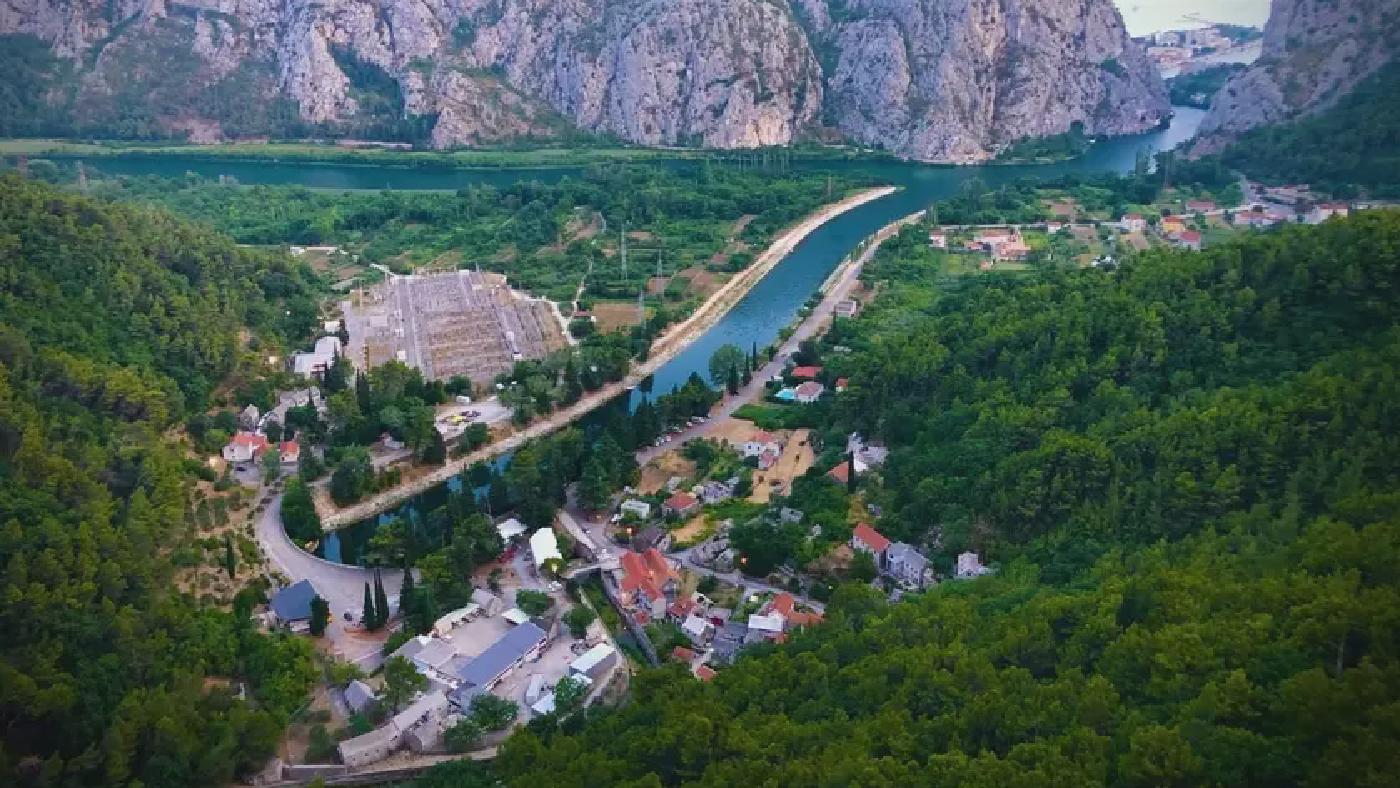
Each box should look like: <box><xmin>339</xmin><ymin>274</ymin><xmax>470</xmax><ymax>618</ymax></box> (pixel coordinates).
<box><xmin>483</xmin><ymin>211</ymin><xmax>1400</xmax><ymax>786</ymax></box>
<box><xmin>0</xmin><ymin>175</ymin><xmax>319</xmax><ymax>785</ymax></box>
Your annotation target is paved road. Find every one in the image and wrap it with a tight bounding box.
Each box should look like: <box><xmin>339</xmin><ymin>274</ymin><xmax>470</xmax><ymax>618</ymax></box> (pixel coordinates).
<box><xmin>636</xmin><ymin>208</ymin><xmax>925</xmax><ymax>466</ymax></box>
<box><xmin>257</xmin><ymin>495</ymin><xmax>403</xmax><ymax>668</ymax></box>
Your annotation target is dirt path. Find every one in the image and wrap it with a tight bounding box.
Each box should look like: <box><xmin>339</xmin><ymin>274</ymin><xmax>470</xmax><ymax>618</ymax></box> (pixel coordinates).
<box><xmin>319</xmin><ymin>186</ymin><xmax>898</xmax><ymax>529</ymax></box>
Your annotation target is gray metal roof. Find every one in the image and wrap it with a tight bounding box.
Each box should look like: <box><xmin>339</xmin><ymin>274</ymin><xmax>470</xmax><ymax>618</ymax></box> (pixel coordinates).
<box><xmin>455</xmin><ymin>622</ymin><xmax>547</xmax><ymax>687</ymax></box>
<box><xmin>270</xmin><ymin>579</ymin><xmax>319</xmax><ymax>621</ymax></box>
<box><xmin>345</xmin><ymin>680</ymin><xmax>377</xmax><ymax>713</ymax></box>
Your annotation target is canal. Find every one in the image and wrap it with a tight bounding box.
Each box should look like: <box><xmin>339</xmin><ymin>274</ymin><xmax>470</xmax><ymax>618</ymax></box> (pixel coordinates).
<box><xmin>94</xmin><ymin>109</ymin><xmax>1204</xmax><ymax>562</ymax></box>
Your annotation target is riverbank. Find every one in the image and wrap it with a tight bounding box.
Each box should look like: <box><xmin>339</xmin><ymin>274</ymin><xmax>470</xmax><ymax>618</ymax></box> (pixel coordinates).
<box><xmin>0</xmin><ymin>137</ymin><xmax>899</xmax><ymax>171</ymax></box>
<box><xmin>317</xmin><ymin>185</ymin><xmax>898</xmax><ymax>528</ymax></box>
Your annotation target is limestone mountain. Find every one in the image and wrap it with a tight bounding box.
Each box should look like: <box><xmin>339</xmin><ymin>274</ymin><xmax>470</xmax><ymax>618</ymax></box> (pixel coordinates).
<box><xmin>0</xmin><ymin>0</ymin><xmax>1168</xmax><ymax>161</ymax></box>
<box><xmin>1193</xmin><ymin>0</ymin><xmax>1400</xmax><ymax>153</ymax></box>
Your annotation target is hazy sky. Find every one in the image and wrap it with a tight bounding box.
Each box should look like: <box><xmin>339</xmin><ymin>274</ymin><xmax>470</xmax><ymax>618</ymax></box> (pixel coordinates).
<box><xmin>1115</xmin><ymin>1</ymin><xmax>1272</xmax><ymax>35</ymax></box>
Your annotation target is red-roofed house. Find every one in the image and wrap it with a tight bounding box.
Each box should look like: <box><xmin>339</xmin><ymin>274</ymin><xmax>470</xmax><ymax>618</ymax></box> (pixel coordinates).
<box><xmin>794</xmin><ymin>381</ymin><xmax>825</xmax><ymax>404</ymax></box>
<box><xmin>758</xmin><ymin>447</ymin><xmax>781</xmax><ymax>471</ymax></box>
<box><xmin>1185</xmin><ymin>199</ymin><xmax>1217</xmax><ymax>213</ymax></box>
<box><xmin>1160</xmin><ymin>216</ymin><xmax>1186</xmax><ymax>237</ymax></box>
<box><xmin>1119</xmin><ymin>213</ymin><xmax>1147</xmax><ymax>232</ymax></box>
<box><xmin>279</xmin><ymin>440</ymin><xmax>301</xmax><ymax>465</ymax></box>
<box><xmin>835</xmin><ymin>377</ymin><xmax>849</xmax><ymax>392</ymax></box>
<box><xmin>667</xmin><ymin>596</ymin><xmax>697</xmax><ymax>622</ymax></box>
<box><xmin>1176</xmin><ymin>230</ymin><xmax>1202</xmax><ymax>251</ymax></box>
<box><xmin>222</xmin><ymin>431</ymin><xmax>270</xmax><ymax>464</ymax></box>
<box><xmin>663</xmin><ymin>491</ymin><xmax>700</xmax><ymax>518</ymax></box>
<box><xmin>790</xmin><ymin>365</ymin><xmax>823</xmax><ymax>380</ymax></box>
<box><xmin>618</xmin><ymin>548</ymin><xmax>678</xmax><ymax>618</ymax></box>
<box><xmin>694</xmin><ymin>665</ymin><xmax>717</xmax><ymax>681</ymax></box>
<box><xmin>851</xmin><ymin>523</ymin><xmax>891</xmax><ymax>560</ymax></box>
<box><xmin>827</xmin><ymin>460</ymin><xmax>852</xmax><ymax>486</ymax></box>
<box><xmin>671</xmin><ymin>646</ymin><xmax>696</xmax><ymax>662</ymax></box>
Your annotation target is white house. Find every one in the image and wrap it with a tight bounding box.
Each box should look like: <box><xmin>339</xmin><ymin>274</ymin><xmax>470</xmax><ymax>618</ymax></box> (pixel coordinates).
<box><xmin>793</xmin><ymin>381</ymin><xmax>824</xmax><ymax>404</ymax></box>
<box><xmin>292</xmin><ymin>335</ymin><xmax>343</xmax><ymax>379</ymax></box>
<box><xmin>885</xmin><ymin>543</ymin><xmax>933</xmax><ymax>589</ymax></box>
<box><xmin>530</xmin><ymin>528</ymin><xmax>563</xmax><ymax>570</ymax></box>
<box><xmin>956</xmin><ymin>551</ymin><xmax>992</xmax><ymax>579</ymax></box>
<box><xmin>222</xmin><ymin>431</ymin><xmax>270</xmax><ymax>464</ymax></box>
<box><xmin>1119</xmin><ymin>213</ymin><xmax>1147</xmax><ymax>233</ymax></box>
<box><xmin>620</xmin><ymin>499</ymin><xmax>652</xmax><ymax>520</ymax></box>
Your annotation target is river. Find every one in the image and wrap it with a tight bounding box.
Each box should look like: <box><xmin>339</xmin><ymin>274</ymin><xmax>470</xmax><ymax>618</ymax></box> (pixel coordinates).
<box><xmin>98</xmin><ymin>108</ymin><xmax>1203</xmax><ymax>562</ymax></box>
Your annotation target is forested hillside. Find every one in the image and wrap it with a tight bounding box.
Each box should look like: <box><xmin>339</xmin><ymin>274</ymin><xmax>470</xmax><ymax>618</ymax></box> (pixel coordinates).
<box><xmin>487</xmin><ymin>212</ymin><xmax>1400</xmax><ymax>786</ymax></box>
<box><xmin>0</xmin><ymin>175</ymin><xmax>321</xmax><ymax>785</ymax></box>
<box><xmin>1216</xmin><ymin>62</ymin><xmax>1400</xmax><ymax>196</ymax></box>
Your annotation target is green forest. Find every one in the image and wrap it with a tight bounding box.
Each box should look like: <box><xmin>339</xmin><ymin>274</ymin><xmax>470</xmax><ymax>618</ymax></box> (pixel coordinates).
<box><xmin>1216</xmin><ymin>62</ymin><xmax>1400</xmax><ymax>196</ymax></box>
<box><xmin>465</xmin><ymin>211</ymin><xmax>1400</xmax><ymax>786</ymax></box>
<box><xmin>76</xmin><ymin>164</ymin><xmax>863</xmax><ymax>303</ymax></box>
<box><xmin>0</xmin><ymin>175</ymin><xmax>321</xmax><ymax>785</ymax></box>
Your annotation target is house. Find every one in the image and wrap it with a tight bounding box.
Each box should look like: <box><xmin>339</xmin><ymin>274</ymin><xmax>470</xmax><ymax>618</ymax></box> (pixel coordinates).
<box><xmin>239</xmin><ymin>404</ymin><xmax>262</xmax><ymax>431</ymax></box>
<box><xmin>1185</xmin><ymin>199</ymin><xmax>1216</xmax><ymax>213</ymax></box>
<box><xmin>758</xmin><ymin>447</ymin><xmax>782</xmax><ymax>471</ymax></box>
<box><xmin>1176</xmin><ymin>230</ymin><xmax>1202</xmax><ymax>251</ymax></box>
<box><xmin>632</xmin><ymin>525</ymin><xmax>672</xmax><ymax>553</ymax></box>
<box><xmin>1044</xmin><ymin>221</ymin><xmax>1065</xmax><ymax>234</ymax></box>
<box><xmin>269</xmin><ymin>579</ymin><xmax>320</xmax><ymax>632</ymax></box>
<box><xmin>529</xmin><ymin>528</ymin><xmax>562</xmax><ymax>570</ymax></box>
<box><xmin>793</xmin><ymin>381</ymin><xmax>825</xmax><ymax>404</ymax></box>
<box><xmin>1160</xmin><ymin>216</ymin><xmax>1186</xmax><ymax>237</ymax></box>
<box><xmin>672</xmin><ymin>645</ymin><xmax>697</xmax><ymax>663</ymax></box>
<box><xmin>667</xmin><ymin>596</ymin><xmax>698</xmax><ymax>623</ymax></box>
<box><xmin>956</xmin><ymin>551</ymin><xmax>992</xmax><ymax>579</ymax></box>
<box><xmin>789</xmin><ymin>365</ymin><xmax>823</xmax><ymax>380</ymax></box>
<box><xmin>929</xmin><ymin>231</ymin><xmax>948</xmax><ymax>249</ymax></box>
<box><xmin>471</xmin><ymin>588</ymin><xmax>504</xmax><ymax>617</ymax></box>
<box><xmin>699</xmin><ymin>478</ymin><xmax>737</xmax><ymax>504</ymax></box>
<box><xmin>222</xmin><ymin>431</ymin><xmax>270</xmax><ymax>464</ymax></box>
<box><xmin>1263</xmin><ymin>184</ymin><xmax>1310</xmax><ymax>205</ymax></box>
<box><xmin>745</xmin><ymin>613</ymin><xmax>786</xmax><ymax>644</ymax></box>
<box><xmin>885</xmin><ymin>542</ymin><xmax>933</xmax><ymax>589</ymax></box>
<box><xmin>740</xmin><ymin>431</ymin><xmax>779</xmax><ymax>458</ymax></box>
<box><xmin>826</xmin><ymin>460</ymin><xmax>855</xmax><ymax>486</ymax></box>
<box><xmin>279</xmin><ymin>440</ymin><xmax>301</xmax><ymax>465</ymax></box>
<box><xmin>569</xmin><ymin>643</ymin><xmax>618</xmax><ymax>681</ymax></box>
<box><xmin>847</xmin><ymin>433</ymin><xmax>888</xmax><ymax>468</ymax></box>
<box><xmin>994</xmin><ymin>238</ymin><xmax>1031</xmax><ymax>261</ymax></box>
<box><xmin>694</xmin><ymin>665</ymin><xmax>718</xmax><ymax>681</ymax></box>
<box><xmin>618</xmin><ymin>548</ymin><xmax>679</xmax><ymax>618</ymax></box>
<box><xmin>974</xmin><ymin>227</ymin><xmax>1015</xmax><ymax>247</ymax></box>
<box><xmin>682</xmin><ymin>613</ymin><xmax>713</xmax><ymax>644</ymax></box>
<box><xmin>711</xmin><ymin>621</ymin><xmax>749</xmax><ymax>663</ymax></box>
<box><xmin>779</xmin><ymin>507</ymin><xmax>804</xmax><ymax>524</ymax></box>
<box><xmin>292</xmin><ymin>335</ymin><xmax>343</xmax><ymax>379</ymax></box>
<box><xmin>1306</xmin><ymin>202</ymin><xmax>1350</xmax><ymax>224</ymax></box>
<box><xmin>619</xmin><ymin>499</ymin><xmax>652</xmax><ymax>521</ymax></box>
<box><xmin>338</xmin><ymin>721</ymin><xmax>402</xmax><ymax>768</ymax></box>
<box><xmin>392</xmin><ymin>635</ymin><xmax>458</xmax><ymax>679</ymax></box>
<box><xmin>345</xmin><ymin>680</ymin><xmax>379</xmax><ymax>715</ymax></box>
<box><xmin>1119</xmin><ymin>213</ymin><xmax>1146</xmax><ymax>233</ymax></box>
<box><xmin>664</xmin><ymin>491</ymin><xmax>700</xmax><ymax>518</ymax></box>
<box><xmin>834</xmin><ymin>299</ymin><xmax>860</xmax><ymax>319</ymax></box>
<box><xmin>835</xmin><ymin>377</ymin><xmax>849</xmax><ymax>392</ymax></box>
<box><xmin>765</xmin><ymin>592</ymin><xmax>823</xmax><ymax>629</ymax></box>
<box><xmin>851</xmin><ymin>523</ymin><xmax>891</xmax><ymax>562</ymax></box>
<box><xmin>455</xmin><ymin>622</ymin><xmax>548</xmax><ymax>690</ymax></box>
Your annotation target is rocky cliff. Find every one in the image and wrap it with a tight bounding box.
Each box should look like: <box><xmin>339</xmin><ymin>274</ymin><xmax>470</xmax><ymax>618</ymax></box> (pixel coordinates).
<box><xmin>1194</xmin><ymin>0</ymin><xmax>1400</xmax><ymax>152</ymax></box>
<box><xmin>0</xmin><ymin>0</ymin><xmax>1167</xmax><ymax>161</ymax></box>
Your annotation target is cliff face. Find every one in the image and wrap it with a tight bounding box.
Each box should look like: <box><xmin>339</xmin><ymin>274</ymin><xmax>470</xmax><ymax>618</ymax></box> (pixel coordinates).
<box><xmin>0</xmin><ymin>0</ymin><xmax>1166</xmax><ymax>161</ymax></box>
<box><xmin>1194</xmin><ymin>0</ymin><xmax>1400</xmax><ymax>152</ymax></box>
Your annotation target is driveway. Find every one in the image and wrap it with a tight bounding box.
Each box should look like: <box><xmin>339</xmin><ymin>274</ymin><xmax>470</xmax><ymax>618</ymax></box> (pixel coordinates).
<box><xmin>257</xmin><ymin>495</ymin><xmax>403</xmax><ymax>669</ymax></box>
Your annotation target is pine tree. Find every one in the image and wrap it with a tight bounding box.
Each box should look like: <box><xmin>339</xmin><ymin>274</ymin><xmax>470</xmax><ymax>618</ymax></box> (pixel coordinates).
<box><xmin>374</xmin><ymin>569</ymin><xmax>391</xmax><ymax>628</ymax></box>
<box><xmin>362</xmin><ymin>581</ymin><xmax>377</xmax><ymax>630</ymax></box>
<box><xmin>223</xmin><ymin>534</ymin><xmax>237</xmax><ymax>579</ymax></box>
<box><xmin>579</xmin><ymin>456</ymin><xmax>612</xmax><ymax>512</ymax></box>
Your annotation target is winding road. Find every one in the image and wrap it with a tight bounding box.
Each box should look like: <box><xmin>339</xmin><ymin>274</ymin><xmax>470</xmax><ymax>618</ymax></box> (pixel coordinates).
<box><xmin>257</xmin><ymin>494</ymin><xmax>403</xmax><ymax>668</ymax></box>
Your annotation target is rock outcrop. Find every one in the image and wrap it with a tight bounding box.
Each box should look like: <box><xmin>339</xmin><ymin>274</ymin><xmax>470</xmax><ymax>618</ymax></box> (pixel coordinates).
<box><xmin>0</xmin><ymin>0</ymin><xmax>1167</xmax><ymax>161</ymax></box>
<box><xmin>1194</xmin><ymin>0</ymin><xmax>1400</xmax><ymax>153</ymax></box>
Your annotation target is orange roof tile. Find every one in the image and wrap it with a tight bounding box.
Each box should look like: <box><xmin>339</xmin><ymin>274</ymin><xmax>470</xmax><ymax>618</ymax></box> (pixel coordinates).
<box><xmin>853</xmin><ymin>523</ymin><xmax>891</xmax><ymax>553</ymax></box>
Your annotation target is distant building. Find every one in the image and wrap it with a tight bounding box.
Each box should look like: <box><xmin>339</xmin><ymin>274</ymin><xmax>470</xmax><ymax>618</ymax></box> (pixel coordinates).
<box><xmin>1306</xmin><ymin>202</ymin><xmax>1350</xmax><ymax>224</ymax></box>
<box><xmin>851</xmin><ymin>523</ymin><xmax>891</xmax><ymax>562</ymax></box>
<box><xmin>758</xmin><ymin>447</ymin><xmax>781</xmax><ymax>471</ymax></box>
<box><xmin>789</xmin><ymin>365</ymin><xmax>823</xmax><ymax>380</ymax></box>
<box><xmin>740</xmin><ymin>430</ymin><xmax>779</xmax><ymax>458</ymax></box>
<box><xmin>619</xmin><ymin>499</ymin><xmax>652</xmax><ymax>520</ymax></box>
<box><xmin>834</xmin><ymin>299</ymin><xmax>860</xmax><ymax>319</ymax></box>
<box><xmin>269</xmin><ymin>579</ymin><xmax>321</xmax><ymax>633</ymax></box>
<box><xmin>279</xmin><ymin>440</ymin><xmax>301</xmax><ymax>465</ymax></box>
<box><xmin>928</xmin><ymin>231</ymin><xmax>948</xmax><ymax>249</ymax></box>
<box><xmin>1185</xmin><ymin>199</ymin><xmax>1217</xmax><ymax>213</ymax></box>
<box><xmin>663</xmin><ymin>491</ymin><xmax>700</xmax><ymax>518</ymax></box>
<box><xmin>345</xmin><ymin>680</ymin><xmax>379</xmax><ymax>715</ymax></box>
<box><xmin>1160</xmin><ymin>216</ymin><xmax>1186</xmax><ymax>237</ymax></box>
<box><xmin>632</xmin><ymin>525</ymin><xmax>672</xmax><ymax>553</ymax></box>
<box><xmin>1263</xmin><ymin>184</ymin><xmax>1311</xmax><ymax>205</ymax></box>
<box><xmin>793</xmin><ymin>381</ymin><xmax>825</xmax><ymax>404</ymax></box>
<box><xmin>471</xmin><ymin>588</ymin><xmax>504</xmax><ymax>617</ymax></box>
<box><xmin>455</xmin><ymin>622</ymin><xmax>548</xmax><ymax>691</ymax></box>
<box><xmin>956</xmin><ymin>551</ymin><xmax>992</xmax><ymax>579</ymax></box>
<box><xmin>338</xmin><ymin>690</ymin><xmax>451</xmax><ymax>768</ymax></box>
<box><xmin>682</xmin><ymin>613</ymin><xmax>713</xmax><ymax>644</ymax></box>
<box><xmin>1119</xmin><ymin>213</ymin><xmax>1147</xmax><ymax>233</ymax></box>
<box><xmin>569</xmin><ymin>643</ymin><xmax>619</xmax><ymax>682</ymax></box>
<box><xmin>1176</xmin><ymin>230</ymin><xmax>1203</xmax><ymax>251</ymax></box>
<box><xmin>292</xmin><ymin>335</ymin><xmax>343</xmax><ymax>379</ymax></box>
<box><xmin>222</xmin><ymin>431</ymin><xmax>270</xmax><ymax>464</ymax></box>
<box><xmin>885</xmin><ymin>543</ymin><xmax>933</xmax><ymax>588</ymax></box>
<box><xmin>695</xmin><ymin>665</ymin><xmax>718</xmax><ymax>681</ymax></box>
<box><xmin>745</xmin><ymin>613</ymin><xmax>786</xmax><ymax>644</ymax></box>
<box><xmin>496</xmin><ymin>517</ymin><xmax>528</xmax><ymax>543</ymax></box>
<box><xmin>617</xmin><ymin>548</ymin><xmax>678</xmax><ymax>619</ymax></box>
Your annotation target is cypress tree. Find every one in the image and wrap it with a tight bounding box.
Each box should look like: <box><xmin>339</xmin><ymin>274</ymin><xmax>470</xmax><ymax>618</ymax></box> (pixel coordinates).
<box><xmin>400</xmin><ymin>568</ymin><xmax>418</xmax><ymax>632</ymax></box>
<box><xmin>846</xmin><ymin>451</ymin><xmax>858</xmax><ymax>494</ymax></box>
<box><xmin>374</xmin><ymin>569</ymin><xmax>390</xmax><ymax>628</ymax></box>
<box><xmin>362</xmin><ymin>581</ymin><xmax>377</xmax><ymax>630</ymax></box>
